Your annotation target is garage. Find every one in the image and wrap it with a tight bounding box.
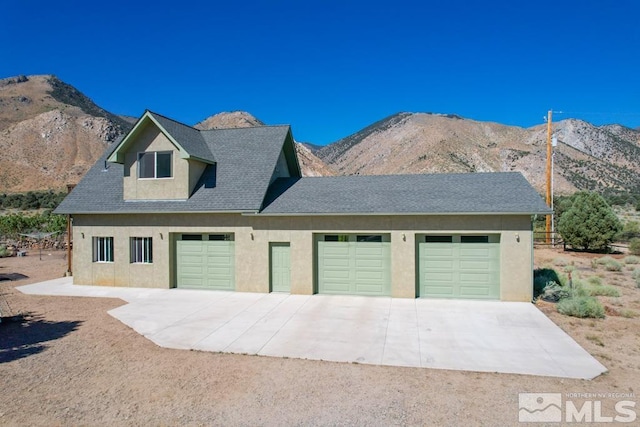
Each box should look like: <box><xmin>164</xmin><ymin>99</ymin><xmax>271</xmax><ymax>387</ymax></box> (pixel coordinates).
<box><xmin>317</xmin><ymin>234</ymin><xmax>391</xmax><ymax>296</ymax></box>
<box><xmin>176</xmin><ymin>234</ymin><xmax>235</xmax><ymax>290</ymax></box>
<box><xmin>418</xmin><ymin>234</ymin><xmax>500</xmax><ymax>299</ymax></box>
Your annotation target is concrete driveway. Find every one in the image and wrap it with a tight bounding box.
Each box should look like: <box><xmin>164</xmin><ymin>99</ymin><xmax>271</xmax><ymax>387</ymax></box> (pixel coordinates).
<box><xmin>19</xmin><ymin>277</ymin><xmax>607</xmax><ymax>380</ymax></box>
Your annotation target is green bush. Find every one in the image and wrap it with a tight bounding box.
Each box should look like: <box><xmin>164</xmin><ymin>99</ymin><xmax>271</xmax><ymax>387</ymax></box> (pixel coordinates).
<box><xmin>624</xmin><ymin>255</ymin><xmax>640</xmax><ymax>264</ymax></box>
<box><xmin>0</xmin><ymin>245</ymin><xmax>10</xmax><ymax>257</ymax></box>
<box><xmin>630</xmin><ymin>238</ymin><xmax>640</xmax><ymax>256</ymax></box>
<box><xmin>584</xmin><ymin>283</ymin><xmax>620</xmax><ymax>297</ymax></box>
<box><xmin>540</xmin><ymin>282</ymin><xmax>571</xmax><ymax>302</ymax></box>
<box><xmin>557</xmin><ymin>296</ymin><xmax>605</xmax><ymax>318</ymax></box>
<box><xmin>593</xmin><ymin>256</ymin><xmax>623</xmax><ymax>271</ymax></box>
<box><xmin>605</xmin><ymin>259</ymin><xmax>623</xmax><ymax>271</ymax></box>
<box><xmin>633</xmin><ymin>268</ymin><xmax>640</xmax><ymax>288</ymax></box>
<box><xmin>533</xmin><ymin>268</ymin><xmax>561</xmax><ymax>298</ymax></box>
<box><xmin>557</xmin><ymin>192</ymin><xmax>622</xmax><ymax>251</ymax></box>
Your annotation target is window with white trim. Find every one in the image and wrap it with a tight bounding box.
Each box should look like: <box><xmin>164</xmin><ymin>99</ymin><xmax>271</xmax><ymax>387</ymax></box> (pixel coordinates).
<box><xmin>138</xmin><ymin>151</ymin><xmax>172</xmax><ymax>179</ymax></box>
<box><xmin>92</xmin><ymin>237</ymin><xmax>114</xmax><ymax>263</ymax></box>
<box><xmin>130</xmin><ymin>237</ymin><xmax>153</xmax><ymax>263</ymax></box>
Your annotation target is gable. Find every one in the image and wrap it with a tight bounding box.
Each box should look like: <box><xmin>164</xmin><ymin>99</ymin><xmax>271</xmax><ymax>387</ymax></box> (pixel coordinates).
<box><xmin>107</xmin><ymin>111</ymin><xmax>214</xmax><ymax>165</ymax></box>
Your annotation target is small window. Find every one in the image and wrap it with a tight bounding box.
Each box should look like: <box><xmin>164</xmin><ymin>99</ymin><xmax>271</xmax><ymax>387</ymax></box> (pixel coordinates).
<box><xmin>92</xmin><ymin>237</ymin><xmax>114</xmax><ymax>262</ymax></box>
<box><xmin>209</xmin><ymin>234</ymin><xmax>232</xmax><ymax>241</ymax></box>
<box><xmin>182</xmin><ymin>234</ymin><xmax>202</xmax><ymax>241</ymax></box>
<box><xmin>138</xmin><ymin>151</ymin><xmax>172</xmax><ymax>179</ymax></box>
<box><xmin>425</xmin><ymin>235</ymin><xmax>453</xmax><ymax>243</ymax></box>
<box><xmin>356</xmin><ymin>235</ymin><xmax>382</xmax><ymax>242</ymax></box>
<box><xmin>130</xmin><ymin>237</ymin><xmax>153</xmax><ymax>263</ymax></box>
<box><xmin>461</xmin><ymin>235</ymin><xmax>489</xmax><ymax>243</ymax></box>
<box><xmin>324</xmin><ymin>235</ymin><xmax>349</xmax><ymax>242</ymax></box>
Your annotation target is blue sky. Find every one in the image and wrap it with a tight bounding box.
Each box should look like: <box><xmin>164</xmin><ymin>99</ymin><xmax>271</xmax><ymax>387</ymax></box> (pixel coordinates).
<box><xmin>3</xmin><ymin>0</ymin><xmax>639</xmax><ymax>145</ymax></box>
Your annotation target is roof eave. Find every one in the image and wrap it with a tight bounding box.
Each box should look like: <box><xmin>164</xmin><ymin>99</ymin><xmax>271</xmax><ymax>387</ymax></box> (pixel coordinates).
<box><xmin>253</xmin><ymin>211</ymin><xmax>552</xmax><ymax>217</ymax></box>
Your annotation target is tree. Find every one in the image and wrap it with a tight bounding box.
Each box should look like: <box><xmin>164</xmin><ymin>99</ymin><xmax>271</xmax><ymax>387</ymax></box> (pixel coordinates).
<box><xmin>557</xmin><ymin>192</ymin><xmax>622</xmax><ymax>252</ymax></box>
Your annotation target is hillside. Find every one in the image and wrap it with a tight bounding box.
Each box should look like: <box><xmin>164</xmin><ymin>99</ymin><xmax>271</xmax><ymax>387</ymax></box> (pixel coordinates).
<box><xmin>315</xmin><ymin>113</ymin><xmax>640</xmax><ymax>195</ymax></box>
<box><xmin>0</xmin><ymin>75</ymin><xmax>130</xmax><ymax>192</ymax></box>
<box><xmin>2</xmin><ymin>74</ymin><xmax>638</xmax><ymax>196</ymax></box>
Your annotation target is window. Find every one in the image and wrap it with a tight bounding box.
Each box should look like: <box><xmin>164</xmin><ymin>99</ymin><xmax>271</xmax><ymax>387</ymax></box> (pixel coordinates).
<box><xmin>461</xmin><ymin>235</ymin><xmax>490</xmax><ymax>243</ymax></box>
<box><xmin>182</xmin><ymin>234</ymin><xmax>202</xmax><ymax>241</ymax></box>
<box><xmin>356</xmin><ymin>235</ymin><xmax>382</xmax><ymax>242</ymax></box>
<box><xmin>138</xmin><ymin>151</ymin><xmax>172</xmax><ymax>179</ymax></box>
<box><xmin>130</xmin><ymin>237</ymin><xmax>153</xmax><ymax>263</ymax></box>
<box><xmin>93</xmin><ymin>237</ymin><xmax>114</xmax><ymax>262</ymax></box>
<box><xmin>425</xmin><ymin>235</ymin><xmax>453</xmax><ymax>243</ymax></box>
<box><xmin>209</xmin><ymin>234</ymin><xmax>232</xmax><ymax>241</ymax></box>
<box><xmin>324</xmin><ymin>235</ymin><xmax>349</xmax><ymax>242</ymax></box>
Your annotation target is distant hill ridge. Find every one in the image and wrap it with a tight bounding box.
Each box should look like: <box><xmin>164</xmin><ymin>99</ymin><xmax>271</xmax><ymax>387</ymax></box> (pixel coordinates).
<box><xmin>1</xmin><ymin>74</ymin><xmax>638</xmax><ymax>195</ymax></box>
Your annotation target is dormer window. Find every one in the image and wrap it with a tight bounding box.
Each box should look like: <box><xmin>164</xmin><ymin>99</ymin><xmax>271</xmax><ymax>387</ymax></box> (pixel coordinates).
<box><xmin>138</xmin><ymin>151</ymin><xmax>172</xmax><ymax>179</ymax></box>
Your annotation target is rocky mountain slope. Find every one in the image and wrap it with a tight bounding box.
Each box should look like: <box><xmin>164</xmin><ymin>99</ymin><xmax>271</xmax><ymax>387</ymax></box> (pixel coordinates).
<box><xmin>0</xmin><ymin>75</ymin><xmax>131</xmax><ymax>192</ymax></box>
<box><xmin>2</xmin><ymin>74</ymin><xmax>638</xmax><ymax>195</ymax></box>
<box><xmin>315</xmin><ymin>113</ymin><xmax>640</xmax><ymax>195</ymax></box>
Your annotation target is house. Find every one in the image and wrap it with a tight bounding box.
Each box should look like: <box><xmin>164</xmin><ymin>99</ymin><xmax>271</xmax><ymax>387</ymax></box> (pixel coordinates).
<box><xmin>55</xmin><ymin>111</ymin><xmax>551</xmax><ymax>301</ymax></box>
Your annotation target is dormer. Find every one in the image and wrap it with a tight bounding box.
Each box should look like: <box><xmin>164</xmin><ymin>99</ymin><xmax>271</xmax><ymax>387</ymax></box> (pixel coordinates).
<box><xmin>107</xmin><ymin>111</ymin><xmax>215</xmax><ymax>201</ymax></box>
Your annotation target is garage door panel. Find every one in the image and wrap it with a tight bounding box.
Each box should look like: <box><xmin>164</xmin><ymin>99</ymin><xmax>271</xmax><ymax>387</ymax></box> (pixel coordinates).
<box><xmin>459</xmin><ymin>260</ymin><xmax>491</xmax><ymax>270</ymax></box>
<box><xmin>460</xmin><ymin>286</ymin><xmax>492</xmax><ymax>297</ymax></box>
<box><xmin>419</xmin><ymin>238</ymin><xmax>500</xmax><ymax>299</ymax></box>
<box><xmin>422</xmin><ymin>285</ymin><xmax>455</xmax><ymax>296</ymax></box>
<box><xmin>323</xmin><ymin>258</ymin><xmax>350</xmax><ymax>268</ymax></box>
<box><xmin>423</xmin><ymin>246</ymin><xmax>456</xmax><ymax>257</ymax></box>
<box><xmin>423</xmin><ymin>259</ymin><xmax>455</xmax><ymax>269</ymax></box>
<box><xmin>318</xmin><ymin>239</ymin><xmax>390</xmax><ymax>296</ymax></box>
<box><xmin>177</xmin><ymin>240</ymin><xmax>235</xmax><ymax>290</ymax></box>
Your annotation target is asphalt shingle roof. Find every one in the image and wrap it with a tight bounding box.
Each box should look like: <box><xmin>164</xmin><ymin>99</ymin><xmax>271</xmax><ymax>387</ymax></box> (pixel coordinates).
<box><xmin>150</xmin><ymin>112</ymin><xmax>215</xmax><ymax>163</ymax></box>
<box><xmin>55</xmin><ymin>125</ymin><xmax>291</xmax><ymax>214</ymax></box>
<box><xmin>260</xmin><ymin>173</ymin><xmax>551</xmax><ymax>215</ymax></box>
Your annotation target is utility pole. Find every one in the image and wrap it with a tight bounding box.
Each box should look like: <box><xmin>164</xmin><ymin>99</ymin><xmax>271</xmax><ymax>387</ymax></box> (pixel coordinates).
<box><xmin>545</xmin><ymin>110</ymin><xmax>553</xmax><ymax>244</ymax></box>
<box><xmin>66</xmin><ymin>184</ymin><xmax>75</xmax><ymax>276</ymax></box>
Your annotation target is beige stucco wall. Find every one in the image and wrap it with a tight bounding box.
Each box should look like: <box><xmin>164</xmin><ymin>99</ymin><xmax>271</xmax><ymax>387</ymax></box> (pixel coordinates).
<box><xmin>122</xmin><ymin>123</ymin><xmax>193</xmax><ymax>200</ymax></box>
<box><xmin>71</xmin><ymin>213</ymin><xmax>533</xmax><ymax>301</ymax></box>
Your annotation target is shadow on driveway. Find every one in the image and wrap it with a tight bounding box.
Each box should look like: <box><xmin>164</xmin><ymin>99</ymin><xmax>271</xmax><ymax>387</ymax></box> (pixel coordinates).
<box><xmin>0</xmin><ymin>313</ymin><xmax>81</xmax><ymax>363</ymax></box>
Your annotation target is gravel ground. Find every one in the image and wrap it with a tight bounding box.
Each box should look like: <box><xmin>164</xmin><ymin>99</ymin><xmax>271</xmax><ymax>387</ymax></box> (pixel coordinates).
<box><xmin>0</xmin><ymin>249</ymin><xmax>638</xmax><ymax>426</ymax></box>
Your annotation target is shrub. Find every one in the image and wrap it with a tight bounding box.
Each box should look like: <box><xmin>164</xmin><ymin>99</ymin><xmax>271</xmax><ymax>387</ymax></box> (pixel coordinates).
<box><xmin>540</xmin><ymin>282</ymin><xmax>571</xmax><ymax>302</ymax></box>
<box><xmin>557</xmin><ymin>192</ymin><xmax>622</xmax><ymax>251</ymax></box>
<box><xmin>624</xmin><ymin>255</ymin><xmax>640</xmax><ymax>264</ymax></box>
<box><xmin>630</xmin><ymin>238</ymin><xmax>640</xmax><ymax>256</ymax></box>
<box><xmin>0</xmin><ymin>245</ymin><xmax>10</xmax><ymax>257</ymax></box>
<box><xmin>604</xmin><ymin>259</ymin><xmax>623</xmax><ymax>271</ymax></box>
<box><xmin>633</xmin><ymin>268</ymin><xmax>640</xmax><ymax>288</ymax></box>
<box><xmin>533</xmin><ymin>268</ymin><xmax>560</xmax><ymax>298</ymax></box>
<box><xmin>586</xmin><ymin>276</ymin><xmax>602</xmax><ymax>286</ymax></box>
<box><xmin>557</xmin><ymin>296</ymin><xmax>605</xmax><ymax>318</ymax></box>
<box><xmin>585</xmin><ymin>283</ymin><xmax>620</xmax><ymax>297</ymax></box>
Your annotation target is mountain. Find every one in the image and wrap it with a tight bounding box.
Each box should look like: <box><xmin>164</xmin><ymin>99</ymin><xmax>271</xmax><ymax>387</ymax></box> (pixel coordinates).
<box><xmin>0</xmin><ymin>75</ymin><xmax>132</xmax><ymax>193</ymax></box>
<box><xmin>194</xmin><ymin>111</ymin><xmax>264</xmax><ymax>130</ymax></box>
<box><xmin>314</xmin><ymin>112</ymin><xmax>640</xmax><ymax>195</ymax></box>
<box><xmin>2</xmin><ymin>74</ymin><xmax>638</xmax><ymax>196</ymax></box>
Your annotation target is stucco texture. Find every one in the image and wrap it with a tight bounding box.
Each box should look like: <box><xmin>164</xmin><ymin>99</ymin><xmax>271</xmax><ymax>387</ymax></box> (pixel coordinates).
<box><xmin>71</xmin><ymin>213</ymin><xmax>533</xmax><ymax>301</ymax></box>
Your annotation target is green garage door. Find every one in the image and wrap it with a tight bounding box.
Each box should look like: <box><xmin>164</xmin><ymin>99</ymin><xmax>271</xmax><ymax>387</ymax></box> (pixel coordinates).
<box><xmin>176</xmin><ymin>234</ymin><xmax>235</xmax><ymax>290</ymax></box>
<box><xmin>317</xmin><ymin>234</ymin><xmax>391</xmax><ymax>296</ymax></box>
<box><xmin>418</xmin><ymin>235</ymin><xmax>500</xmax><ymax>299</ymax></box>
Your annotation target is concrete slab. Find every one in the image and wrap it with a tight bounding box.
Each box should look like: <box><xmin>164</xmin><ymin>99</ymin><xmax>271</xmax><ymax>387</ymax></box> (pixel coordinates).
<box><xmin>18</xmin><ymin>278</ymin><xmax>608</xmax><ymax>379</ymax></box>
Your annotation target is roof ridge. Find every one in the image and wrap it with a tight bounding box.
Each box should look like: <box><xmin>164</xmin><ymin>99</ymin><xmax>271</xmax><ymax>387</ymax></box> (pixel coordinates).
<box><xmin>199</xmin><ymin>124</ymin><xmax>290</xmax><ymax>132</ymax></box>
<box><xmin>146</xmin><ymin>110</ymin><xmax>196</xmax><ymax>130</ymax></box>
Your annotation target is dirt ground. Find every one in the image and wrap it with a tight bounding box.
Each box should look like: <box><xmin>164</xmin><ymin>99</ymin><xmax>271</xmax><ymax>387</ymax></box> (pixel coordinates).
<box><xmin>1</xmin><ymin>248</ymin><xmax>638</xmax><ymax>426</ymax></box>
